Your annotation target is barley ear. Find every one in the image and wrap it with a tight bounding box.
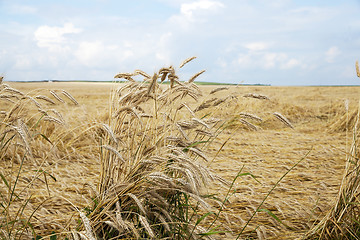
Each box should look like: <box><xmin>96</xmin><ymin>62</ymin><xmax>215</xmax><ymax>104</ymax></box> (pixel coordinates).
<box><xmin>62</xmin><ymin>90</ymin><xmax>79</xmax><ymax>105</ymax></box>
<box><xmin>273</xmin><ymin>112</ymin><xmax>294</xmax><ymax>129</ymax></box>
<box><xmin>356</xmin><ymin>60</ymin><xmax>360</xmax><ymax>78</ymax></box>
<box><xmin>189</xmin><ymin>70</ymin><xmax>205</xmax><ymax>83</ymax></box>
<box><xmin>79</xmin><ymin>212</ymin><xmax>96</xmax><ymax>240</ymax></box>
<box><xmin>179</xmin><ymin>56</ymin><xmax>196</xmax><ymax>68</ymax></box>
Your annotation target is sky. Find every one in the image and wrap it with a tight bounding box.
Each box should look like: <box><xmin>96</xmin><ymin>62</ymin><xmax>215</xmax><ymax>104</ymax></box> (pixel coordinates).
<box><xmin>0</xmin><ymin>0</ymin><xmax>360</xmax><ymax>85</ymax></box>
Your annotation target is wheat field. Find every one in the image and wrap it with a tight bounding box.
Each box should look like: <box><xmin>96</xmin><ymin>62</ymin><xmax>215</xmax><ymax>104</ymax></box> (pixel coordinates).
<box><xmin>1</xmin><ymin>68</ymin><xmax>360</xmax><ymax>239</ymax></box>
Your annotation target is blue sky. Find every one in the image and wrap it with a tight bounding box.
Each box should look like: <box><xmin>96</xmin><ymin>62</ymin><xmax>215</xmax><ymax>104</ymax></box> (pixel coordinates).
<box><xmin>0</xmin><ymin>0</ymin><xmax>359</xmax><ymax>85</ymax></box>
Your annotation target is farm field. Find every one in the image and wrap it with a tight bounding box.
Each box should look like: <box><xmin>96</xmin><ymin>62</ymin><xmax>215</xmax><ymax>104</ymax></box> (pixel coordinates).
<box><xmin>1</xmin><ymin>80</ymin><xmax>359</xmax><ymax>239</ymax></box>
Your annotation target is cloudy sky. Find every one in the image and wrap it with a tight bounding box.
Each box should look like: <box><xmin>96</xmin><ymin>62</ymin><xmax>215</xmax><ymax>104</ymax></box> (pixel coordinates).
<box><xmin>0</xmin><ymin>0</ymin><xmax>359</xmax><ymax>85</ymax></box>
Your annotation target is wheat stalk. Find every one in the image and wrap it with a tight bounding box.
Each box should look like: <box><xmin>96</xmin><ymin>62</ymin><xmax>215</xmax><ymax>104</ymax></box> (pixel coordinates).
<box><xmin>0</xmin><ymin>96</ymin><xmax>15</xmax><ymax>103</ymax></box>
<box><xmin>134</xmin><ymin>69</ymin><xmax>151</xmax><ymax>80</ymax></box>
<box><xmin>240</xmin><ymin>112</ymin><xmax>263</xmax><ymax>122</ymax></box>
<box><xmin>14</xmin><ymin>125</ymin><xmax>31</xmax><ymax>154</ymax></box>
<box><xmin>138</xmin><ymin>215</ymin><xmax>155</xmax><ymax>238</ymax></box>
<box><xmin>3</xmin><ymin>86</ymin><xmax>24</xmax><ymax>96</ymax></box>
<box><xmin>179</xmin><ymin>56</ymin><xmax>197</xmax><ymax>68</ymax></box>
<box><xmin>101</xmin><ymin>145</ymin><xmax>124</xmax><ymax>163</ymax></box>
<box><xmin>35</xmin><ymin>95</ymin><xmax>56</xmax><ymax>105</ymax></box>
<box><xmin>8</xmin><ymin>102</ymin><xmax>21</xmax><ymax>117</ymax></box>
<box><xmin>194</xmin><ymin>98</ymin><xmax>217</xmax><ymax>112</ymax></box>
<box><xmin>127</xmin><ymin>193</ymin><xmax>147</xmax><ymax>216</ymax></box>
<box><xmin>147</xmin><ymin>73</ymin><xmax>158</xmax><ymax>95</ymax></box>
<box><xmin>195</xmin><ymin>129</ymin><xmax>214</xmax><ymax>137</ymax></box>
<box><xmin>49</xmin><ymin>90</ymin><xmax>65</xmax><ymax>103</ymax></box>
<box><xmin>243</xmin><ymin>93</ymin><xmax>269</xmax><ymax>100</ymax></box>
<box><xmin>26</xmin><ymin>96</ymin><xmax>42</xmax><ymax>108</ymax></box>
<box><xmin>273</xmin><ymin>112</ymin><xmax>294</xmax><ymax>128</ymax></box>
<box><xmin>356</xmin><ymin>60</ymin><xmax>360</xmax><ymax>78</ymax></box>
<box><xmin>188</xmin><ymin>70</ymin><xmax>205</xmax><ymax>83</ymax></box>
<box><xmin>100</xmin><ymin>123</ymin><xmax>118</xmax><ymax>144</ymax></box>
<box><xmin>43</xmin><ymin>116</ymin><xmax>65</xmax><ymax>125</ymax></box>
<box><xmin>114</xmin><ymin>72</ymin><xmax>135</xmax><ymax>82</ymax></box>
<box><xmin>37</xmin><ymin>108</ymin><xmax>48</xmax><ymax>116</ymax></box>
<box><xmin>49</xmin><ymin>109</ymin><xmax>64</xmax><ymax>122</ymax></box>
<box><xmin>239</xmin><ymin>119</ymin><xmax>258</xmax><ymax>131</ymax></box>
<box><xmin>192</xmin><ymin>117</ymin><xmax>210</xmax><ymax>129</ymax></box>
<box><xmin>210</xmin><ymin>87</ymin><xmax>228</xmax><ymax>94</ymax></box>
<box><xmin>71</xmin><ymin>231</ymin><xmax>80</xmax><ymax>240</ymax></box>
<box><xmin>158</xmin><ymin>67</ymin><xmax>173</xmax><ymax>83</ymax></box>
<box><xmin>79</xmin><ymin>212</ymin><xmax>96</xmax><ymax>240</ymax></box>
<box><xmin>213</xmin><ymin>97</ymin><xmax>229</xmax><ymax>107</ymax></box>
<box><xmin>61</xmin><ymin>90</ymin><xmax>79</xmax><ymax>105</ymax></box>
<box><xmin>178</xmin><ymin>103</ymin><xmax>195</xmax><ymax>117</ymax></box>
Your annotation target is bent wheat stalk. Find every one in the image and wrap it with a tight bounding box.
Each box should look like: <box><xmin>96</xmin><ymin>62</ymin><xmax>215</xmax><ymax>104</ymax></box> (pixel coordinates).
<box><xmin>179</xmin><ymin>56</ymin><xmax>197</xmax><ymax>68</ymax></box>
<box><xmin>273</xmin><ymin>112</ymin><xmax>294</xmax><ymax>128</ymax></box>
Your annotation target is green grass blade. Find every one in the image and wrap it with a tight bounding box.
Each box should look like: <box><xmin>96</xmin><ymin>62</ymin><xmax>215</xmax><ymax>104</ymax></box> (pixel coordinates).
<box><xmin>0</xmin><ymin>172</ymin><xmax>11</xmax><ymax>191</ymax></box>
<box><xmin>236</xmin><ymin>148</ymin><xmax>311</xmax><ymax>239</ymax></box>
<box><xmin>183</xmin><ymin>140</ymin><xmax>209</xmax><ymax>152</ymax></box>
<box><xmin>198</xmin><ymin>230</ymin><xmax>225</xmax><ymax>236</ymax></box>
<box><xmin>238</xmin><ymin>172</ymin><xmax>260</xmax><ymax>184</ymax></box>
<box><xmin>32</xmin><ymin>170</ymin><xmax>57</xmax><ymax>182</ymax></box>
<box><xmin>196</xmin><ymin>211</ymin><xmax>214</xmax><ymax>225</ymax></box>
<box><xmin>207</xmin><ymin>166</ymin><xmax>250</xmax><ymax>230</ymax></box>
<box><xmin>39</xmin><ymin>134</ymin><xmax>53</xmax><ymax>145</ymax></box>
<box><xmin>258</xmin><ymin>208</ymin><xmax>293</xmax><ymax>229</ymax></box>
<box><xmin>9</xmin><ymin>153</ymin><xmax>26</xmax><ymax>204</ymax></box>
<box><xmin>0</xmin><ymin>134</ymin><xmax>15</xmax><ymax>151</ymax></box>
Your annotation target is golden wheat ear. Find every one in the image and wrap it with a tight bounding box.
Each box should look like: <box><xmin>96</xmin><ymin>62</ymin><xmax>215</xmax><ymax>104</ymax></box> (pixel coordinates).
<box><xmin>179</xmin><ymin>56</ymin><xmax>196</xmax><ymax>68</ymax></box>
<box><xmin>273</xmin><ymin>112</ymin><xmax>294</xmax><ymax>129</ymax></box>
<box><xmin>356</xmin><ymin>60</ymin><xmax>360</xmax><ymax>78</ymax></box>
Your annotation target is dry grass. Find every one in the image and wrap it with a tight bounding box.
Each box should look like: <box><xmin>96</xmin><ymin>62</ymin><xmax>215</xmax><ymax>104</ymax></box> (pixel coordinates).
<box><xmin>1</xmin><ymin>68</ymin><xmax>360</xmax><ymax>239</ymax></box>
<box><xmin>304</xmin><ymin>126</ymin><xmax>360</xmax><ymax>239</ymax></box>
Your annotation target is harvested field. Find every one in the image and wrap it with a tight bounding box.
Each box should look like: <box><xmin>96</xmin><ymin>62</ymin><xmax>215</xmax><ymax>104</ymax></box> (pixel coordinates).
<box><xmin>1</xmin><ymin>79</ymin><xmax>359</xmax><ymax>239</ymax></box>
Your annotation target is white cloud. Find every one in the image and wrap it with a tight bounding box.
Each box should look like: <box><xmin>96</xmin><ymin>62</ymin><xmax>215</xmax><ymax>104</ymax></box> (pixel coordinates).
<box><xmin>281</xmin><ymin>58</ymin><xmax>300</xmax><ymax>69</ymax></box>
<box><xmin>237</xmin><ymin>53</ymin><xmax>253</xmax><ymax>67</ymax></box>
<box><xmin>170</xmin><ymin>0</ymin><xmax>225</xmax><ymax>28</ymax></box>
<box><xmin>74</xmin><ymin>41</ymin><xmax>133</xmax><ymax>67</ymax></box>
<box><xmin>236</xmin><ymin>50</ymin><xmax>301</xmax><ymax>70</ymax></box>
<box><xmin>155</xmin><ymin>32</ymin><xmax>173</xmax><ymax>62</ymax></box>
<box><xmin>325</xmin><ymin>46</ymin><xmax>341</xmax><ymax>63</ymax></box>
<box><xmin>180</xmin><ymin>0</ymin><xmax>225</xmax><ymax>18</ymax></box>
<box><xmin>244</xmin><ymin>42</ymin><xmax>269</xmax><ymax>51</ymax></box>
<box><xmin>75</xmin><ymin>41</ymin><xmax>105</xmax><ymax>65</ymax></box>
<box><xmin>263</xmin><ymin>52</ymin><xmax>287</xmax><ymax>69</ymax></box>
<box><xmin>34</xmin><ymin>23</ymin><xmax>82</xmax><ymax>51</ymax></box>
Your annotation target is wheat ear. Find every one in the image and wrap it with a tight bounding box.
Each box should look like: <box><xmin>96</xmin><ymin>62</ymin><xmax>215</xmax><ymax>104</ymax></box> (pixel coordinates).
<box><xmin>189</xmin><ymin>70</ymin><xmax>205</xmax><ymax>83</ymax></box>
<box><xmin>61</xmin><ymin>90</ymin><xmax>79</xmax><ymax>105</ymax></box>
<box><xmin>243</xmin><ymin>93</ymin><xmax>270</xmax><ymax>100</ymax></box>
<box><xmin>79</xmin><ymin>212</ymin><xmax>96</xmax><ymax>240</ymax></box>
<box><xmin>240</xmin><ymin>112</ymin><xmax>263</xmax><ymax>122</ymax></box>
<box><xmin>43</xmin><ymin>116</ymin><xmax>65</xmax><ymax>125</ymax></box>
<box><xmin>210</xmin><ymin>87</ymin><xmax>228</xmax><ymax>94</ymax></box>
<box><xmin>134</xmin><ymin>69</ymin><xmax>151</xmax><ymax>79</ymax></box>
<box><xmin>35</xmin><ymin>95</ymin><xmax>56</xmax><ymax>105</ymax></box>
<box><xmin>239</xmin><ymin>119</ymin><xmax>258</xmax><ymax>131</ymax></box>
<box><xmin>273</xmin><ymin>112</ymin><xmax>294</xmax><ymax>128</ymax></box>
<box><xmin>179</xmin><ymin>56</ymin><xmax>197</xmax><ymax>68</ymax></box>
<box><xmin>49</xmin><ymin>90</ymin><xmax>65</xmax><ymax>103</ymax></box>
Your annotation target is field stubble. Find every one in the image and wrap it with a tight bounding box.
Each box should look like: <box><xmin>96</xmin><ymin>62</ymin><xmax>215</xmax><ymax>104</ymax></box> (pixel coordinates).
<box><xmin>2</xmin><ymin>81</ymin><xmax>358</xmax><ymax>239</ymax></box>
